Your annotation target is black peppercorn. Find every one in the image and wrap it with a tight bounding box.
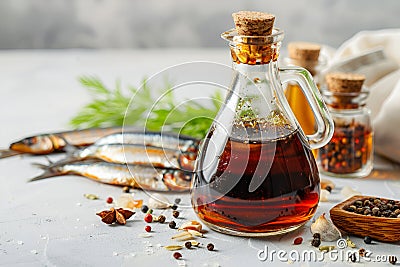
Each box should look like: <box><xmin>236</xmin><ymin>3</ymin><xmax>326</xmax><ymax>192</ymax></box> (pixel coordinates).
<box><xmin>169</xmin><ymin>221</ymin><xmax>176</xmax><ymax>229</ymax></box>
<box><xmin>312</xmin><ymin>233</ymin><xmax>321</xmax><ymax>239</ymax></box>
<box><xmin>174</xmin><ymin>198</ymin><xmax>181</xmax><ymax>204</ymax></box>
<box><xmin>347</xmin><ymin>205</ymin><xmax>356</xmax><ymax>212</ymax></box>
<box><xmin>363</xmin><ymin>208</ymin><xmax>371</xmax><ymax>215</ymax></box>
<box><xmin>311</xmin><ymin>238</ymin><xmax>321</xmax><ymax>247</ymax></box>
<box><xmin>185</xmin><ymin>241</ymin><xmax>192</xmax><ymax>249</ymax></box>
<box><xmin>380</xmin><ymin>204</ymin><xmax>388</xmax><ymax>211</ymax></box>
<box><xmin>355</xmin><ymin>200</ymin><xmax>363</xmax><ymax>207</ymax></box>
<box><xmin>364</xmin><ymin>236</ymin><xmax>372</xmax><ymax>244</ymax></box>
<box><xmin>207</xmin><ymin>243</ymin><xmax>215</xmax><ymax>251</ymax></box>
<box><xmin>158</xmin><ymin>215</ymin><xmax>166</xmax><ymax>223</ymax></box>
<box><xmin>141</xmin><ymin>205</ymin><xmax>149</xmax><ymax>213</ymax></box>
<box><xmin>173</xmin><ymin>210</ymin><xmax>180</xmax><ymax>218</ymax></box>
<box><xmin>171</xmin><ymin>204</ymin><xmax>178</xmax><ymax>210</ymax></box>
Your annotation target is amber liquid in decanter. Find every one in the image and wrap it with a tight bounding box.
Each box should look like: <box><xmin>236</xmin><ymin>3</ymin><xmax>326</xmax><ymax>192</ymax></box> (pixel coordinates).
<box><xmin>192</xmin><ymin>122</ymin><xmax>320</xmax><ymax>234</ymax></box>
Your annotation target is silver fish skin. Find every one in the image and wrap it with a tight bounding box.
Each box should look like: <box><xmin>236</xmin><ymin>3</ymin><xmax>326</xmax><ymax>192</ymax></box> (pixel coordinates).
<box><xmin>30</xmin><ymin>160</ymin><xmax>191</xmax><ymax>192</ymax></box>
<box><xmin>4</xmin><ymin>127</ymin><xmax>138</xmax><ymax>157</ymax></box>
<box><xmin>75</xmin><ymin>144</ymin><xmax>196</xmax><ymax>171</ymax></box>
<box><xmin>94</xmin><ymin>131</ymin><xmax>199</xmax><ymax>153</ymax></box>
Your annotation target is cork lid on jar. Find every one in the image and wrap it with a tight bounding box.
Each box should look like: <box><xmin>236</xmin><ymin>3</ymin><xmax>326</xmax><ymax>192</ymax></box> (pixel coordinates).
<box><xmin>232</xmin><ymin>11</ymin><xmax>275</xmax><ymax>36</ymax></box>
<box><xmin>288</xmin><ymin>42</ymin><xmax>321</xmax><ymax>61</ymax></box>
<box><xmin>287</xmin><ymin>42</ymin><xmax>322</xmax><ymax>75</ymax></box>
<box><xmin>324</xmin><ymin>72</ymin><xmax>367</xmax><ymax>109</ymax></box>
<box><xmin>326</xmin><ymin>72</ymin><xmax>366</xmax><ymax>93</ymax></box>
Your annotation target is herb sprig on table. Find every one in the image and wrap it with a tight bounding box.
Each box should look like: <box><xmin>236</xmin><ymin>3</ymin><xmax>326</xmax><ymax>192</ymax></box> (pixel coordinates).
<box><xmin>70</xmin><ymin>76</ymin><xmax>223</xmax><ymax>138</ymax></box>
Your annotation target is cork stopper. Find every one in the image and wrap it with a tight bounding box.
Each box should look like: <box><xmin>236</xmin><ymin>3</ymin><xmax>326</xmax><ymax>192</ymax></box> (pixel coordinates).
<box><xmin>232</xmin><ymin>11</ymin><xmax>275</xmax><ymax>36</ymax></box>
<box><xmin>288</xmin><ymin>42</ymin><xmax>321</xmax><ymax>61</ymax></box>
<box><xmin>326</xmin><ymin>72</ymin><xmax>366</xmax><ymax>93</ymax></box>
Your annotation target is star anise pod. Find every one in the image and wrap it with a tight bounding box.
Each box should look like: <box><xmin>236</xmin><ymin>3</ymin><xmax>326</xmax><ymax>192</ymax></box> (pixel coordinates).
<box><xmin>96</xmin><ymin>207</ymin><xmax>135</xmax><ymax>225</ymax></box>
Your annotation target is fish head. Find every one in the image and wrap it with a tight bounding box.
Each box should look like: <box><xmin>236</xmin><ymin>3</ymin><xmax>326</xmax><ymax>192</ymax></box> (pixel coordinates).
<box><xmin>10</xmin><ymin>135</ymin><xmax>54</xmax><ymax>154</ymax></box>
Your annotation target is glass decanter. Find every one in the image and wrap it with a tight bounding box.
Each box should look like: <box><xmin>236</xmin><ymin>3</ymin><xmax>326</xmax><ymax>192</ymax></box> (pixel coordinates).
<box><xmin>191</xmin><ymin>27</ymin><xmax>334</xmax><ymax>236</ymax></box>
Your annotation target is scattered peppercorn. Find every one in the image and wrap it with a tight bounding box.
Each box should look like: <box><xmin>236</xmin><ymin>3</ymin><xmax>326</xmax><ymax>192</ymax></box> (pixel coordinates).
<box><xmin>106</xmin><ymin>197</ymin><xmax>113</xmax><ymax>204</ymax></box>
<box><xmin>293</xmin><ymin>237</ymin><xmax>303</xmax><ymax>245</ymax></box>
<box><xmin>313</xmin><ymin>233</ymin><xmax>321</xmax><ymax>239</ymax></box>
<box><xmin>364</xmin><ymin>236</ymin><xmax>372</xmax><ymax>244</ymax></box>
<box><xmin>144</xmin><ymin>214</ymin><xmax>153</xmax><ymax>223</ymax></box>
<box><xmin>174</xmin><ymin>198</ymin><xmax>181</xmax><ymax>204</ymax></box>
<box><xmin>325</xmin><ymin>186</ymin><xmax>332</xmax><ymax>193</ymax></box>
<box><xmin>147</xmin><ymin>209</ymin><xmax>153</xmax><ymax>214</ymax></box>
<box><xmin>185</xmin><ymin>241</ymin><xmax>192</xmax><ymax>249</ymax></box>
<box><xmin>389</xmin><ymin>255</ymin><xmax>397</xmax><ymax>265</ymax></box>
<box><xmin>158</xmin><ymin>215</ymin><xmax>166</xmax><ymax>223</ymax></box>
<box><xmin>207</xmin><ymin>243</ymin><xmax>215</xmax><ymax>251</ymax></box>
<box><xmin>141</xmin><ymin>205</ymin><xmax>149</xmax><ymax>213</ymax></box>
<box><xmin>171</xmin><ymin>204</ymin><xmax>178</xmax><ymax>210</ymax></box>
<box><xmin>173</xmin><ymin>210</ymin><xmax>180</xmax><ymax>218</ymax></box>
<box><xmin>122</xmin><ymin>186</ymin><xmax>130</xmax><ymax>193</ymax></box>
<box><xmin>311</xmin><ymin>238</ymin><xmax>321</xmax><ymax>247</ymax></box>
<box><xmin>173</xmin><ymin>252</ymin><xmax>182</xmax><ymax>259</ymax></box>
<box><xmin>169</xmin><ymin>221</ymin><xmax>176</xmax><ymax>229</ymax></box>
<box><xmin>349</xmin><ymin>252</ymin><xmax>357</xmax><ymax>263</ymax></box>
<box><xmin>145</xmin><ymin>225</ymin><xmax>151</xmax><ymax>232</ymax></box>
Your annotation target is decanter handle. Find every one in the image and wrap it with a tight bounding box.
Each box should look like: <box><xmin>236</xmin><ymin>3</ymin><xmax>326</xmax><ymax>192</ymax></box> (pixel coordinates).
<box><xmin>279</xmin><ymin>66</ymin><xmax>334</xmax><ymax>149</ymax></box>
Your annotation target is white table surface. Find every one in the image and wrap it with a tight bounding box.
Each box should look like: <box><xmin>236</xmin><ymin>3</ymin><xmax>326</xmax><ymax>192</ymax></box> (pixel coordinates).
<box><xmin>1</xmin><ymin>49</ymin><xmax>400</xmax><ymax>267</ymax></box>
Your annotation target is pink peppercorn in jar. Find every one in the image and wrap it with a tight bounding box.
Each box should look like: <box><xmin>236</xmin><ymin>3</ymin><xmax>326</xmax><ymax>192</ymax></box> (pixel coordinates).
<box><xmin>318</xmin><ymin>72</ymin><xmax>373</xmax><ymax>178</ymax></box>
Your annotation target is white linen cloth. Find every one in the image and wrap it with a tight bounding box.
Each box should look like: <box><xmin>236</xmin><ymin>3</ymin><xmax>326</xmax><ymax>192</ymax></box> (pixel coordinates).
<box><xmin>328</xmin><ymin>29</ymin><xmax>400</xmax><ymax>163</ymax></box>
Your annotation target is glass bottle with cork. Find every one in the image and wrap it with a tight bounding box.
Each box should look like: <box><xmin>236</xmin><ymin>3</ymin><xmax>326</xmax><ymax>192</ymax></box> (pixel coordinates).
<box><xmin>191</xmin><ymin>11</ymin><xmax>334</xmax><ymax>236</ymax></box>
<box><xmin>284</xmin><ymin>42</ymin><xmax>326</xmax><ymax>135</ymax></box>
<box><xmin>318</xmin><ymin>72</ymin><xmax>373</xmax><ymax>178</ymax></box>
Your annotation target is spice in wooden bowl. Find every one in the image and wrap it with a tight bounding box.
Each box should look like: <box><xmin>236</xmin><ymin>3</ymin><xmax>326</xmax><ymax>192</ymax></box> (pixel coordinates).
<box><xmin>330</xmin><ymin>195</ymin><xmax>400</xmax><ymax>242</ymax></box>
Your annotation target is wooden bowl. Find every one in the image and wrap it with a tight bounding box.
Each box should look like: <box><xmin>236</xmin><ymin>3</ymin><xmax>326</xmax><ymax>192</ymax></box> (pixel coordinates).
<box><xmin>330</xmin><ymin>195</ymin><xmax>400</xmax><ymax>242</ymax></box>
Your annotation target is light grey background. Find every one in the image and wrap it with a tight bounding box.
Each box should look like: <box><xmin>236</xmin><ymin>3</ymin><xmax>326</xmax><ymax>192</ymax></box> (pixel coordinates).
<box><xmin>0</xmin><ymin>0</ymin><xmax>399</xmax><ymax>49</ymax></box>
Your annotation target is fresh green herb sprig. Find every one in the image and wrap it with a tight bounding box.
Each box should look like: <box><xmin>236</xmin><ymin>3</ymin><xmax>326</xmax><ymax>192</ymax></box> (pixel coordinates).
<box><xmin>70</xmin><ymin>76</ymin><xmax>222</xmax><ymax>138</ymax></box>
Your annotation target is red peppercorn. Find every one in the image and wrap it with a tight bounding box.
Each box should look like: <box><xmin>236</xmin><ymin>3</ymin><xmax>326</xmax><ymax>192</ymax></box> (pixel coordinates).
<box><xmin>145</xmin><ymin>225</ymin><xmax>151</xmax><ymax>232</ymax></box>
<box><xmin>106</xmin><ymin>197</ymin><xmax>113</xmax><ymax>204</ymax></box>
<box><xmin>144</xmin><ymin>214</ymin><xmax>153</xmax><ymax>223</ymax></box>
<box><xmin>173</xmin><ymin>252</ymin><xmax>182</xmax><ymax>259</ymax></box>
<box><xmin>293</xmin><ymin>237</ymin><xmax>303</xmax><ymax>245</ymax></box>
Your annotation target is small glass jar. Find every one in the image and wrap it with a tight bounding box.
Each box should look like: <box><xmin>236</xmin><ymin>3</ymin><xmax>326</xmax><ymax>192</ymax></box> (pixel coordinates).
<box><xmin>318</xmin><ymin>81</ymin><xmax>374</xmax><ymax>178</ymax></box>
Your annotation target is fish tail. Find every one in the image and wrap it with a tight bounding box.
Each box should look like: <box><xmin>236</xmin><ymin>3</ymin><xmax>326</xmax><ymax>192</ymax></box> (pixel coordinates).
<box><xmin>28</xmin><ymin>168</ymin><xmax>64</xmax><ymax>182</ymax></box>
<box><xmin>0</xmin><ymin>149</ymin><xmax>24</xmax><ymax>159</ymax></box>
<box><xmin>44</xmin><ymin>155</ymin><xmax>82</xmax><ymax>168</ymax></box>
<box><xmin>29</xmin><ymin>157</ymin><xmax>81</xmax><ymax>182</ymax></box>
<box><xmin>31</xmin><ymin>162</ymin><xmax>49</xmax><ymax>169</ymax></box>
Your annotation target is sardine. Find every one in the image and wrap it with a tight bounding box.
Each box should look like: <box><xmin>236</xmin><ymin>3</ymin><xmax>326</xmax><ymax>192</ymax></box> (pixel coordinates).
<box><xmin>30</xmin><ymin>160</ymin><xmax>192</xmax><ymax>192</ymax></box>
<box><xmin>3</xmin><ymin>127</ymin><xmax>131</xmax><ymax>158</ymax></box>
<box><xmin>67</xmin><ymin>144</ymin><xmax>196</xmax><ymax>171</ymax></box>
<box><xmin>94</xmin><ymin>131</ymin><xmax>200</xmax><ymax>153</ymax></box>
